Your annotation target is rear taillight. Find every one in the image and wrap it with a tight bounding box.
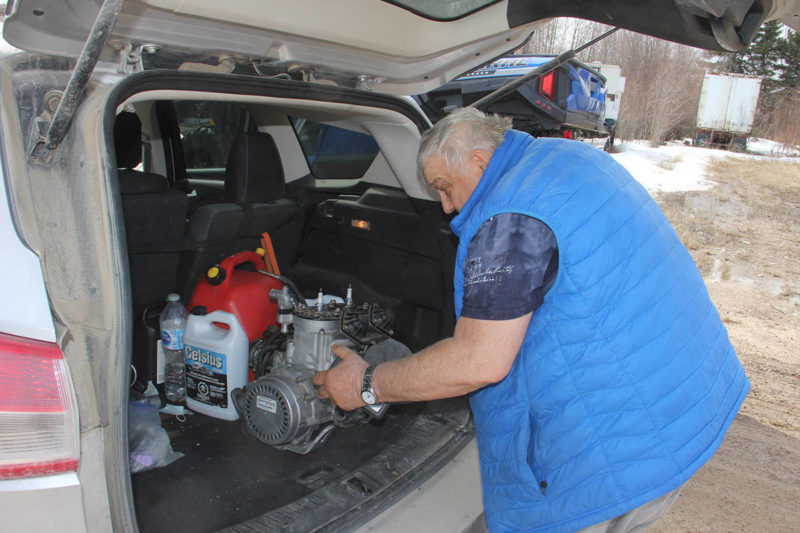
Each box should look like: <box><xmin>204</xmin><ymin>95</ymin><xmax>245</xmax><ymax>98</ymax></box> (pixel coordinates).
<box><xmin>540</xmin><ymin>70</ymin><xmax>555</xmax><ymax>101</ymax></box>
<box><xmin>0</xmin><ymin>332</ymin><xmax>79</xmax><ymax>479</ymax></box>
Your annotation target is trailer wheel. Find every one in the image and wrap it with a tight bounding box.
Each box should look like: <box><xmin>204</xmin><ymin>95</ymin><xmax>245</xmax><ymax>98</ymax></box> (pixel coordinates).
<box><xmin>603</xmin><ymin>133</ymin><xmax>615</xmax><ymax>152</ymax></box>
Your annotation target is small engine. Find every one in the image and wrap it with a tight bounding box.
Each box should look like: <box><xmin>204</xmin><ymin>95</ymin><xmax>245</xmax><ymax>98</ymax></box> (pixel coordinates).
<box><xmin>232</xmin><ymin>286</ymin><xmax>409</xmax><ymax>454</ymax></box>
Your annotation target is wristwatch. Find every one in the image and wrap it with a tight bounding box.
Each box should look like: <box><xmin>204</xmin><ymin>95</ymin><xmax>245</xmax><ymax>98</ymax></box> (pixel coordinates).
<box><xmin>361</xmin><ymin>365</ymin><xmax>379</xmax><ymax>405</ymax></box>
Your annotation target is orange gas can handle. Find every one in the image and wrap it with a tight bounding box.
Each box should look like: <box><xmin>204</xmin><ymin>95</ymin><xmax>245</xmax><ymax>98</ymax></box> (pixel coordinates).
<box><xmin>259</xmin><ymin>232</ymin><xmax>280</xmax><ymax>275</ymax></box>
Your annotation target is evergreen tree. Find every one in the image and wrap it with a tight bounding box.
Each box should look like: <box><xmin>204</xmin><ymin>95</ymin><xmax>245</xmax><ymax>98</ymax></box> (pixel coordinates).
<box><xmin>779</xmin><ymin>29</ymin><xmax>800</xmax><ymax>88</ymax></box>
<box><xmin>727</xmin><ymin>20</ymin><xmax>784</xmax><ymax>91</ymax></box>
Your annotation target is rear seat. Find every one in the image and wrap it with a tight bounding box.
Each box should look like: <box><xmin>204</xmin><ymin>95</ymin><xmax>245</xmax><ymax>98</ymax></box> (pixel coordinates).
<box><xmin>115</xmin><ymin>111</ymin><xmax>189</xmax><ymax>311</ymax></box>
<box><xmin>180</xmin><ymin>132</ymin><xmax>303</xmax><ymax>298</ymax></box>
<box><xmin>116</xmin><ymin>111</ymin><xmax>191</xmax><ymax>385</ymax></box>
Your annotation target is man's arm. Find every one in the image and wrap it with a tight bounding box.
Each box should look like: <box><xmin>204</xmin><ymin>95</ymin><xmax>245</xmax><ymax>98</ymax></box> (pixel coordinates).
<box><xmin>313</xmin><ymin>312</ymin><xmax>532</xmax><ymax>410</ymax></box>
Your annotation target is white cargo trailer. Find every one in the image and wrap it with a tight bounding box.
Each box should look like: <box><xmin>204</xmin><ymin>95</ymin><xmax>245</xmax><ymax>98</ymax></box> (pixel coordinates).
<box><xmin>588</xmin><ymin>62</ymin><xmax>626</xmax><ymax>122</ymax></box>
<box><xmin>695</xmin><ymin>73</ymin><xmax>762</xmax><ymax>150</ymax></box>
<box><xmin>588</xmin><ymin>62</ymin><xmax>626</xmax><ymax>149</ymax></box>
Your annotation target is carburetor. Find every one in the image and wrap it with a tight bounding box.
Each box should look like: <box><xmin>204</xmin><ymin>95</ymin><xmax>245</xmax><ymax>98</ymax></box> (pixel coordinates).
<box><xmin>232</xmin><ymin>286</ymin><xmax>408</xmax><ymax>454</ymax></box>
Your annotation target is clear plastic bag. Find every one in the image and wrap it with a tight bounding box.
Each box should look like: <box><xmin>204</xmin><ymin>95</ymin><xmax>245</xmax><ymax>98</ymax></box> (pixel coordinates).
<box><xmin>128</xmin><ymin>396</ymin><xmax>183</xmax><ymax>473</ymax></box>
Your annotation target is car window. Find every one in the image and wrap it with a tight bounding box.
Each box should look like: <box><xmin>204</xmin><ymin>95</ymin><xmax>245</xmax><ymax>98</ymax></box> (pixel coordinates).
<box><xmin>290</xmin><ymin>117</ymin><xmax>380</xmax><ymax>180</ymax></box>
<box><xmin>173</xmin><ymin>101</ymin><xmax>249</xmax><ymax>180</ymax></box>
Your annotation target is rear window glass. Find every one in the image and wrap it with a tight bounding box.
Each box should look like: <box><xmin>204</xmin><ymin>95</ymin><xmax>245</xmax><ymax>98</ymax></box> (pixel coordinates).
<box><xmin>174</xmin><ymin>101</ymin><xmax>249</xmax><ymax>171</ymax></box>
<box><xmin>290</xmin><ymin>117</ymin><xmax>380</xmax><ymax>179</ymax></box>
<box><xmin>383</xmin><ymin>0</ymin><xmax>499</xmax><ymax>20</ymax></box>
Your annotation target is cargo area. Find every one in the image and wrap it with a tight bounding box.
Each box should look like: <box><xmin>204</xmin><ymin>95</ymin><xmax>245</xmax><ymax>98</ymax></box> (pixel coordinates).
<box><xmin>133</xmin><ymin>400</ymin><xmax>472</xmax><ymax>532</ymax></box>
<box><xmin>115</xmin><ymin>79</ymin><xmax>470</xmax><ymax>532</ymax></box>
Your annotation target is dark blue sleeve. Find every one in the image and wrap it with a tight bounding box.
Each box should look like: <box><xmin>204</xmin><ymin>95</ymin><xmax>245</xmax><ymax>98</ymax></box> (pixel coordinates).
<box><xmin>461</xmin><ymin>213</ymin><xmax>558</xmax><ymax>320</ymax></box>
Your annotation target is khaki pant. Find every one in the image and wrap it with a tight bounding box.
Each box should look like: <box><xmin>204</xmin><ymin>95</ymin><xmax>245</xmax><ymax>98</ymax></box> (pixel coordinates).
<box><xmin>467</xmin><ymin>485</ymin><xmax>682</xmax><ymax>533</ymax></box>
<box><xmin>577</xmin><ymin>486</ymin><xmax>683</xmax><ymax>533</ymax></box>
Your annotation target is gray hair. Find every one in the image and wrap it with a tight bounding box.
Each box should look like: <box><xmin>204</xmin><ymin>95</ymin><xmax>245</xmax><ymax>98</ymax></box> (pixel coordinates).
<box><xmin>417</xmin><ymin>107</ymin><xmax>512</xmax><ymax>179</ymax></box>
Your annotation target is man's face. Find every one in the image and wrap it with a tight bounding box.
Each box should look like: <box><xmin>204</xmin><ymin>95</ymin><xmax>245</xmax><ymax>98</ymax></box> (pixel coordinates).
<box><xmin>423</xmin><ymin>151</ymin><xmax>489</xmax><ymax>214</ymax></box>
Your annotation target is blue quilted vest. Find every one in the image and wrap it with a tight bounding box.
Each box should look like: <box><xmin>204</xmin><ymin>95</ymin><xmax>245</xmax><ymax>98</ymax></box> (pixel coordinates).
<box><xmin>451</xmin><ymin>131</ymin><xmax>749</xmax><ymax>532</ymax></box>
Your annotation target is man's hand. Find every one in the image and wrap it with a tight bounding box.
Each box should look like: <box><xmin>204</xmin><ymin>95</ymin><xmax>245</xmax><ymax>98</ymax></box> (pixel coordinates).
<box><xmin>313</xmin><ymin>344</ymin><xmax>369</xmax><ymax>411</ymax></box>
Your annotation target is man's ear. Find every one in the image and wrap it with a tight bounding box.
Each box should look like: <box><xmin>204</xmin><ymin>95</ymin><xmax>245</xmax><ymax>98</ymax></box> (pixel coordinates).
<box><xmin>470</xmin><ymin>149</ymin><xmax>492</xmax><ymax>172</ymax></box>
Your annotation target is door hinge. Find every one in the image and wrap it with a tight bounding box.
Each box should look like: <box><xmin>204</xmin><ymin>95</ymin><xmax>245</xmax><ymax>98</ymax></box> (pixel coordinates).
<box><xmin>112</xmin><ymin>41</ymin><xmax>161</xmax><ymax>74</ymax></box>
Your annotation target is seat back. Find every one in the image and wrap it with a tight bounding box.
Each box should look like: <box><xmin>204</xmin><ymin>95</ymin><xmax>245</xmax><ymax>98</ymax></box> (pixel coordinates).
<box><xmin>115</xmin><ymin>112</ymin><xmax>189</xmax><ymax>310</ymax></box>
<box><xmin>180</xmin><ymin>132</ymin><xmax>303</xmax><ymax>298</ymax></box>
<box><xmin>116</xmin><ymin>111</ymin><xmax>190</xmax><ymax>385</ymax></box>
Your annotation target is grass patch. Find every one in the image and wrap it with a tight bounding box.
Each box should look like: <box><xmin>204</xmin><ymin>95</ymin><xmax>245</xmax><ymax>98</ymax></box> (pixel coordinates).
<box><xmin>657</xmin><ymin>157</ymin><xmax>676</xmax><ymax>171</ymax></box>
<box><xmin>707</xmin><ymin>157</ymin><xmax>800</xmax><ymax>191</ymax></box>
<box><xmin>721</xmin><ymin>263</ymin><xmax>731</xmax><ymax>281</ymax></box>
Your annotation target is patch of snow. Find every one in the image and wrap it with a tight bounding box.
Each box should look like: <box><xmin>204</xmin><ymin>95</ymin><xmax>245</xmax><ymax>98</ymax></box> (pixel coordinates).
<box><xmin>607</xmin><ymin>141</ymin><xmax>721</xmax><ymax>193</ymax></box>
<box><xmin>596</xmin><ymin>138</ymin><xmax>800</xmax><ymax>195</ymax></box>
<box><xmin>747</xmin><ymin>137</ymin><xmax>800</xmax><ymax>157</ymax></box>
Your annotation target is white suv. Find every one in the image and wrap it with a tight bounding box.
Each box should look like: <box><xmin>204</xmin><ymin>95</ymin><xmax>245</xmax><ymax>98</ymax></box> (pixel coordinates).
<box><xmin>0</xmin><ymin>1</ymin><xmax>796</xmax><ymax>532</ymax></box>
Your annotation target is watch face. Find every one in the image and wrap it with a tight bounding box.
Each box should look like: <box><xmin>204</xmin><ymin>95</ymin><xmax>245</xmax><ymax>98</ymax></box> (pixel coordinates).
<box><xmin>361</xmin><ymin>390</ymin><xmax>377</xmax><ymax>405</ymax></box>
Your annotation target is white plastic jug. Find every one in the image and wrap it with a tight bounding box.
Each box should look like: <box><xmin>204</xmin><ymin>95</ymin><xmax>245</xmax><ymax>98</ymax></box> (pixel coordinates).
<box><xmin>182</xmin><ymin>310</ymin><xmax>249</xmax><ymax>421</ymax></box>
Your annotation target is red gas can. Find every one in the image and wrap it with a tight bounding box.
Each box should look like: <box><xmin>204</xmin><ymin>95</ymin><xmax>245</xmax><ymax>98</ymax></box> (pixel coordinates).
<box><xmin>188</xmin><ymin>250</ymin><xmax>283</xmax><ymax>342</ymax></box>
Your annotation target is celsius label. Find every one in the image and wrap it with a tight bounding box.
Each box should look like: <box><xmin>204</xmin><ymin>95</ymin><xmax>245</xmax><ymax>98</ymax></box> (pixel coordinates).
<box><xmin>185</xmin><ymin>345</ymin><xmax>225</xmax><ymax>370</ymax></box>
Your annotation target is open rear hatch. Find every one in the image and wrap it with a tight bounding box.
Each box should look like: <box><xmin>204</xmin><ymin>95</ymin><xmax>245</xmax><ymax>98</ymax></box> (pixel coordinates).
<box><xmin>5</xmin><ymin>0</ymin><xmax>799</xmax><ymax>97</ymax></box>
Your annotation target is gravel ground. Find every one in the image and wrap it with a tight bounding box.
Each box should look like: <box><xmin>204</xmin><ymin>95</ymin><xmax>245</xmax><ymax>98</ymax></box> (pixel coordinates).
<box><xmin>648</xmin><ymin>155</ymin><xmax>800</xmax><ymax>532</ymax></box>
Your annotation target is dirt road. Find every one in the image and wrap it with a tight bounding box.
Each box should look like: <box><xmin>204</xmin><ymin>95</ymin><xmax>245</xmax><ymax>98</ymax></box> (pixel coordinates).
<box><xmin>648</xmin><ymin>156</ymin><xmax>800</xmax><ymax>532</ymax></box>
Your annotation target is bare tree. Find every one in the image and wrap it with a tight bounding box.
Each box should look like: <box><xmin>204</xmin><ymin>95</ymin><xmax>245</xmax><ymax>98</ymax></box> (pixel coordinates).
<box><xmin>605</xmin><ymin>34</ymin><xmax>706</xmax><ymax>144</ymax></box>
<box><xmin>754</xmin><ymin>88</ymin><xmax>800</xmax><ymax>151</ymax></box>
<box><xmin>519</xmin><ymin>18</ymin><xmax>708</xmax><ymax>145</ymax></box>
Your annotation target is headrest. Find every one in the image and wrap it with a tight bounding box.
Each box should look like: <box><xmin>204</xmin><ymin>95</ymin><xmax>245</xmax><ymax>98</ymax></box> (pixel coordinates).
<box><xmin>224</xmin><ymin>133</ymin><xmax>285</xmax><ymax>203</ymax></box>
<box><xmin>118</xmin><ymin>169</ymin><xmax>168</xmax><ymax>195</ymax></box>
<box><xmin>114</xmin><ymin>111</ymin><xmax>143</xmax><ymax>169</ymax></box>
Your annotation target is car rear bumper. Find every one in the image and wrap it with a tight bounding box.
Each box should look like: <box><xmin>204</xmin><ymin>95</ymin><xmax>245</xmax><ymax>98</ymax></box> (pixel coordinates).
<box><xmin>0</xmin><ymin>472</ymin><xmax>87</xmax><ymax>532</ymax></box>
<box><xmin>356</xmin><ymin>437</ymin><xmax>485</xmax><ymax>533</ymax></box>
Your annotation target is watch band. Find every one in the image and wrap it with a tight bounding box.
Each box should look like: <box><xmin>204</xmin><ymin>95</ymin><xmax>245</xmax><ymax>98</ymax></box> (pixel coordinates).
<box><xmin>361</xmin><ymin>365</ymin><xmax>378</xmax><ymax>405</ymax></box>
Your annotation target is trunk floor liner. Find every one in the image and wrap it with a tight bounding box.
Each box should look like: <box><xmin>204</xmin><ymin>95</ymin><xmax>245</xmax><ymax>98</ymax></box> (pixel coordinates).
<box><xmin>133</xmin><ymin>405</ymin><xmax>422</xmax><ymax>533</ymax></box>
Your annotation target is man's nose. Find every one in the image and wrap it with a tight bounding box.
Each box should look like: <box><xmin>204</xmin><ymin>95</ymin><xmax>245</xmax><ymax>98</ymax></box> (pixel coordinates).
<box><xmin>439</xmin><ymin>192</ymin><xmax>455</xmax><ymax>214</ymax></box>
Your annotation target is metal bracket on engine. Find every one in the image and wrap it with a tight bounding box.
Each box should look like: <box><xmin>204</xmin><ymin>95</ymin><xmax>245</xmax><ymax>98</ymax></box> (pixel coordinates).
<box><xmin>368</xmin><ymin>304</ymin><xmax>393</xmax><ymax>337</ymax></box>
<box><xmin>338</xmin><ymin>303</ymin><xmax>393</xmax><ymax>350</ymax></box>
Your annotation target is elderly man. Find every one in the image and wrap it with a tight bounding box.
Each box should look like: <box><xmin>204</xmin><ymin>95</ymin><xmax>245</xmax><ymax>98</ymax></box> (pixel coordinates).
<box><xmin>313</xmin><ymin>107</ymin><xmax>749</xmax><ymax>532</ymax></box>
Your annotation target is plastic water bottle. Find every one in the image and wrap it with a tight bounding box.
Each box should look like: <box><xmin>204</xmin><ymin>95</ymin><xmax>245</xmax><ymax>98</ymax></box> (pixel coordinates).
<box><xmin>160</xmin><ymin>293</ymin><xmax>187</xmax><ymax>404</ymax></box>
